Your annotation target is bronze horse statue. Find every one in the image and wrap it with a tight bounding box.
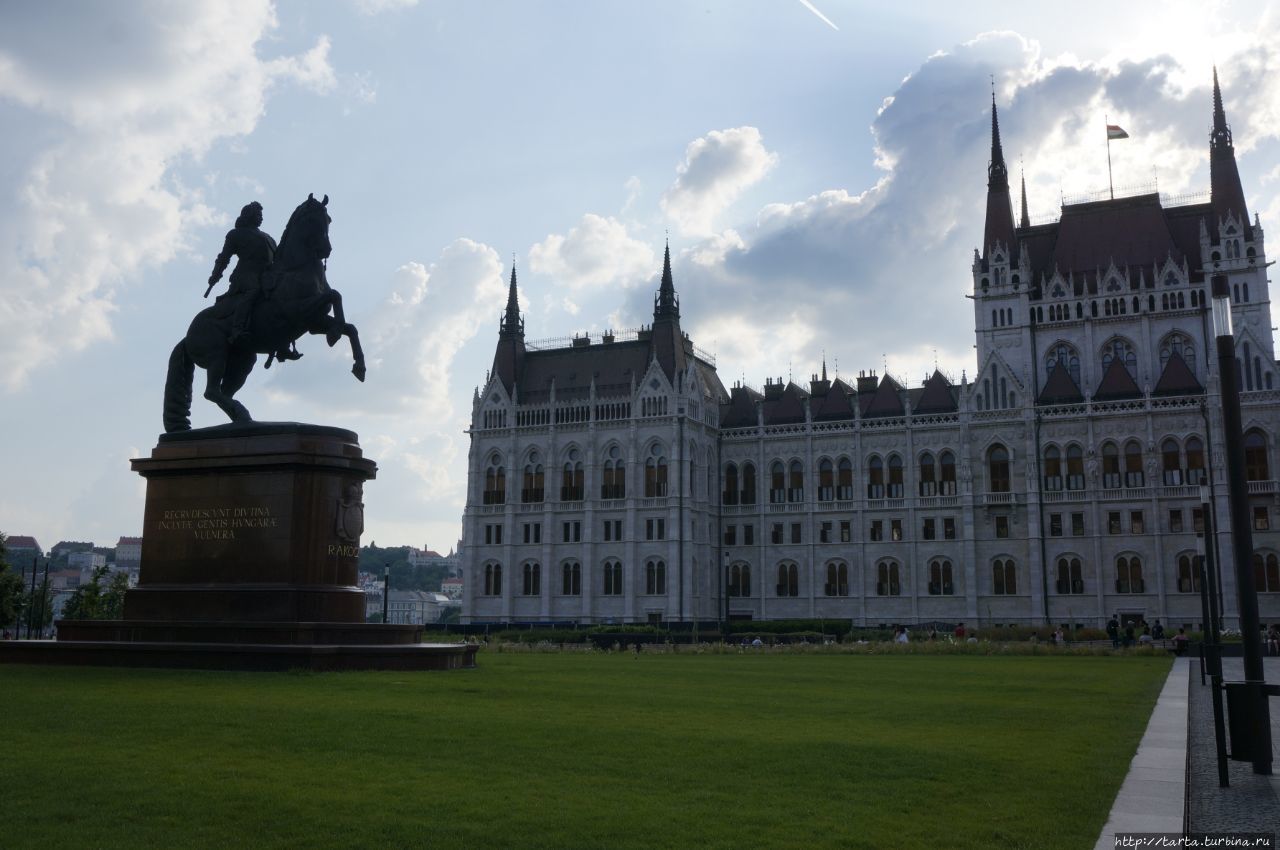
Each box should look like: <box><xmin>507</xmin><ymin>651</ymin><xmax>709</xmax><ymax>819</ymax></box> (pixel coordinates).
<box><xmin>162</xmin><ymin>194</ymin><xmax>365</xmax><ymax>432</ymax></box>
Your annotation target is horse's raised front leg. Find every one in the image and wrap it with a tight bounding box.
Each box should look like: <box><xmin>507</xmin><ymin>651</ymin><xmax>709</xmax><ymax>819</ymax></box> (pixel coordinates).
<box><xmin>325</xmin><ymin>290</ymin><xmax>344</xmax><ymax>347</ymax></box>
<box><xmin>308</xmin><ymin>317</ymin><xmax>365</xmax><ymax>382</ymax></box>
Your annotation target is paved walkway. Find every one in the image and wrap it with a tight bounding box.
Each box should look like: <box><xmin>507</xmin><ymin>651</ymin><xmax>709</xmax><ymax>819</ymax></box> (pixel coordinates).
<box><xmin>1094</xmin><ymin>657</ymin><xmax>1190</xmax><ymax>849</ymax></box>
<box><xmin>1187</xmin><ymin>657</ymin><xmax>1280</xmax><ymax>834</ymax></box>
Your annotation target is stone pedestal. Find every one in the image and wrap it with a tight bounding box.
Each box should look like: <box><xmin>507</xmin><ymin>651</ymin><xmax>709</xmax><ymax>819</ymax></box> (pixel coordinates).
<box><xmin>124</xmin><ymin>422</ymin><xmax>374</xmax><ymax>625</ymax></box>
<box><xmin>2</xmin><ymin>423</ymin><xmax>477</xmax><ymax>672</ymax></box>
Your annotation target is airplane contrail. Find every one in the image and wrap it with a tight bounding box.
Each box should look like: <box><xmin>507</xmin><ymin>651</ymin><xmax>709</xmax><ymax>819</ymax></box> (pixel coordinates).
<box><xmin>797</xmin><ymin>0</ymin><xmax>838</xmax><ymax>31</ymax></box>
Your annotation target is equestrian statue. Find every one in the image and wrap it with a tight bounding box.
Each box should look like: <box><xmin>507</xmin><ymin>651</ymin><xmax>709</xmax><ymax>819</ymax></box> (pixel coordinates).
<box><xmin>162</xmin><ymin>194</ymin><xmax>366</xmax><ymax>433</ymax></box>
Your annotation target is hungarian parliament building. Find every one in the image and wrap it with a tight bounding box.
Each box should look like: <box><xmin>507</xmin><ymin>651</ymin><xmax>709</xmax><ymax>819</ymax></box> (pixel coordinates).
<box><xmin>460</xmin><ymin>74</ymin><xmax>1280</xmax><ymax>629</ymax></box>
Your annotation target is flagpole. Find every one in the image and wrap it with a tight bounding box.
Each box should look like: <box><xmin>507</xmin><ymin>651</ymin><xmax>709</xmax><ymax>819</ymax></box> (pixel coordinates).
<box><xmin>1106</xmin><ymin>114</ymin><xmax>1114</xmax><ymax>200</ymax></box>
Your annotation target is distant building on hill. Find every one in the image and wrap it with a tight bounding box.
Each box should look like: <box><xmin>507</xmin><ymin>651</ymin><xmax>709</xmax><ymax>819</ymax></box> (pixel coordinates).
<box><xmin>115</xmin><ymin>537</ymin><xmax>143</xmax><ymax>571</ymax></box>
<box><xmin>387</xmin><ymin>590</ymin><xmax>453</xmax><ymax>625</ymax></box>
<box><xmin>441</xmin><ymin>576</ymin><xmax>464</xmax><ymax>600</ymax></box>
<box><xmin>5</xmin><ymin>535</ymin><xmax>42</xmax><ymax>566</ymax></box>
<box><xmin>69</xmin><ymin>551</ymin><xmax>106</xmax><ymax>576</ymax></box>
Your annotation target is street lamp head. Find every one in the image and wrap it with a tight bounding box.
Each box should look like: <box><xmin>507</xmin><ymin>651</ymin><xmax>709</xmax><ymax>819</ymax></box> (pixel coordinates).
<box><xmin>1211</xmin><ymin>274</ymin><xmax>1233</xmax><ymax>338</ymax></box>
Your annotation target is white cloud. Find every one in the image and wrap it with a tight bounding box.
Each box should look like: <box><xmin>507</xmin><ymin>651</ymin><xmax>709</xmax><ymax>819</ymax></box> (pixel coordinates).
<box><xmin>0</xmin><ymin>2</ymin><xmax>335</xmax><ymax>390</ymax></box>
<box><xmin>528</xmin><ymin>213</ymin><xmax>655</xmax><ymax>290</ymax></box>
<box><xmin>661</xmin><ymin>126</ymin><xmax>778</xmax><ymax>236</ymax></box>
<box><xmin>351</xmin><ymin>0</ymin><xmax>420</xmax><ymax>15</ymax></box>
<box><xmin>674</xmin><ymin>30</ymin><xmax>1280</xmax><ymax>387</ymax></box>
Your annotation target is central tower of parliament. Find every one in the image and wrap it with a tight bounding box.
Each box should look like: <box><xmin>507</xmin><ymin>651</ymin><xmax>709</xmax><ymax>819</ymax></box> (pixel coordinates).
<box><xmin>460</xmin><ymin>74</ymin><xmax>1280</xmax><ymax>629</ymax></box>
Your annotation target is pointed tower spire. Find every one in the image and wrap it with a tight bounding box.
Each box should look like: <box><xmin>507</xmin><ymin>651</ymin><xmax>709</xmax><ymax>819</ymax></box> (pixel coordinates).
<box><xmin>491</xmin><ymin>259</ymin><xmax>526</xmax><ymax>392</ymax></box>
<box><xmin>501</xmin><ymin>261</ymin><xmax>523</xmax><ymax>337</ymax></box>
<box><xmin>655</xmin><ymin>239</ymin><xmax>679</xmax><ymax>318</ymax></box>
<box><xmin>1208</xmin><ymin>67</ymin><xmax>1251</xmax><ymax>239</ymax></box>
<box><xmin>821</xmin><ymin>354</ymin><xmax>828</xmax><ymax>383</ymax></box>
<box><xmin>1019</xmin><ymin>168</ymin><xmax>1030</xmax><ymax>229</ymax></box>
<box><xmin>982</xmin><ymin>92</ymin><xmax>1017</xmax><ymax>263</ymax></box>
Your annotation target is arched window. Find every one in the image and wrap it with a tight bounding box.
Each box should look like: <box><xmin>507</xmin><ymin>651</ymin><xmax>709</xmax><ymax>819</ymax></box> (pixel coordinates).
<box><xmin>1186</xmin><ymin>437</ymin><xmax>1206</xmax><ymax>485</ymax></box>
<box><xmin>876</xmin><ymin>561</ymin><xmax>901</xmax><ymax>596</ymax></box>
<box><xmin>1245</xmin><ymin>431</ymin><xmax>1269</xmax><ymax>482</ymax></box>
<box><xmin>825</xmin><ymin>562</ymin><xmax>849</xmax><ymax>597</ymax></box>
<box><xmin>723</xmin><ymin>462</ymin><xmax>739</xmax><ymax>505</ymax></box>
<box><xmin>1101</xmin><ymin>338</ymin><xmax>1138</xmax><ymax>379</ymax></box>
<box><xmin>867</xmin><ymin>456</ymin><xmax>885</xmax><ymax>500</ymax></box>
<box><xmin>928</xmin><ymin>559</ymin><xmax>954</xmax><ymax>595</ymax></box>
<box><xmin>837</xmin><ymin>458</ymin><xmax>854</xmax><ymax>501</ymax></box>
<box><xmin>1254</xmin><ymin>552</ymin><xmax>1280</xmax><ymax>593</ymax></box>
<box><xmin>887</xmin><ymin>455</ymin><xmax>904</xmax><ymax>498</ymax></box>
<box><xmin>1244</xmin><ymin>342</ymin><xmax>1254</xmax><ymax>390</ymax></box>
<box><xmin>919</xmin><ymin>452</ymin><xmax>937</xmax><ymax>496</ymax></box>
<box><xmin>1177</xmin><ymin>554</ymin><xmax>1202</xmax><ymax>594</ymax></box>
<box><xmin>484</xmin><ymin>455</ymin><xmax>506</xmax><ymax>505</ymax></box>
<box><xmin>561</xmin><ymin>448</ymin><xmax>584</xmax><ymax>501</ymax></box>
<box><xmin>562</xmin><ymin>561</ymin><xmax>581</xmax><ymax>595</ymax></box>
<box><xmin>1123</xmin><ymin>441</ymin><xmax>1144</xmax><ymax>487</ymax></box>
<box><xmin>1055</xmin><ymin>558</ymin><xmax>1083</xmax><ymax>594</ymax></box>
<box><xmin>776</xmin><ymin>562</ymin><xmax>799</xmax><ymax>597</ymax></box>
<box><xmin>483</xmin><ymin>562</ymin><xmax>502</xmax><ymax>596</ymax></box>
<box><xmin>987</xmin><ymin>445</ymin><xmax>1010</xmax><ymax>493</ymax></box>
<box><xmin>741</xmin><ymin>462</ymin><xmax>757</xmax><ymax>505</ymax></box>
<box><xmin>522</xmin><ymin>562</ymin><xmax>541</xmax><ymax>596</ymax></box>
<box><xmin>939</xmin><ymin>451</ymin><xmax>957</xmax><ymax>495</ymax></box>
<box><xmin>645</xmin><ymin>444</ymin><xmax>668</xmax><ymax>497</ymax></box>
<box><xmin>522</xmin><ymin>454</ymin><xmax>545</xmax><ymax>503</ymax></box>
<box><xmin>1161</xmin><ymin>439</ymin><xmax>1181</xmax><ymax>486</ymax></box>
<box><xmin>1101</xmin><ymin>443</ymin><xmax>1121</xmax><ymax>489</ymax></box>
<box><xmin>1160</xmin><ymin>332</ymin><xmax>1195</xmax><ymax>371</ymax></box>
<box><xmin>817</xmin><ymin>458</ymin><xmax>834</xmax><ymax>502</ymax></box>
<box><xmin>1115</xmin><ymin>556</ymin><xmax>1143</xmax><ymax>594</ymax></box>
<box><xmin>601</xmin><ymin>445</ymin><xmax>625</xmax><ymax>500</ymax></box>
<box><xmin>1045</xmin><ymin>342</ymin><xmax>1081</xmax><ymax>387</ymax></box>
<box><xmin>992</xmin><ymin>559</ymin><xmax>1016</xmax><ymax>595</ymax></box>
<box><xmin>769</xmin><ymin>461</ymin><xmax>786</xmax><ymax>504</ymax></box>
<box><xmin>727</xmin><ymin>563</ymin><xmax>751</xmax><ymax>597</ymax></box>
<box><xmin>1043</xmin><ymin>446</ymin><xmax>1062</xmax><ymax>491</ymax></box>
<box><xmin>602</xmin><ymin>560</ymin><xmax>623</xmax><ymax>596</ymax></box>
<box><xmin>1066</xmin><ymin>445</ymin><xmax>1085</xmax><ymax>490</ymax></box>
<box><xmin>645</xmin><ymin>560</ymin><xmax>666</xmax><ymax>595</ymax></box>
<box><xmin>788</xmin><ymin>460</ymin><xmax>804</xmax><ymax>502</ymax></box>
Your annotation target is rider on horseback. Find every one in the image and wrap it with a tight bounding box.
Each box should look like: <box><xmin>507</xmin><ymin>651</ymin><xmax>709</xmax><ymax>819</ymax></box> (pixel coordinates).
<box><xmin>206</xmin><ymin>202</ymin><xmax>300</xmax><ymax>361</ymax></box>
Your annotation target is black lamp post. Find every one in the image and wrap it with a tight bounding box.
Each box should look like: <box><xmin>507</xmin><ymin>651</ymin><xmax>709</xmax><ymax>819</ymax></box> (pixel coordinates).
<box><xmin>382</xmin><ymin>565</ymin><xmax>390</xmax><ymax>624</ymax></box>
<box><xmin>1210</xmin><ymin>272</ymin><xmax>1273</xmax><ymax>775</ymax></box>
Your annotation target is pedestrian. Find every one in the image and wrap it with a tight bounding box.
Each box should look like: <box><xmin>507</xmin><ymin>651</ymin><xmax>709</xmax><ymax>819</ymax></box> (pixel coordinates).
<box><xmin>954</xmin><ymin>622</ymin><xmax>966</xmax><ymax>641</ymax></box>
<box><xmin>1106</xmin><ymin>615</ymin><xmax>1120</xmax><ymax>649</ymax></box>
<box><xmin>1267</xmin><ymin>625</ymin><xmax>1280</xmax><ymax>656</ymax></box>
<box><xmin>1124</xmin><ymin>623</ymin><xmax>1135</xmax><ymax>648</ymax></box>
<box><xmin>895</xmin><ymin>627</ymin><xmax>909</xmax><ymax>644</ymax></box>
<box><xmin>751</xmin><ymin>636</ymin><xmax>764</xmax><ymax>648</ymax></box>
<box><xmin>966</xmin><ymin>631</ymin><xmax>978</xmax><ymax>644</ymax></box>
<box><xmin>1152</xmin><ymin>619</ymin><xmax>1165</xmax><ymax>641</ymax></box>
<box><xmin>1172</xmin><ymin>628</ymin><xmax>1189</xmax><ymax>656</ymax></box>
<box><xmin>927</xmin><ymin>627</ymin><xmax>938</xmax><ymax>642</ymax></box>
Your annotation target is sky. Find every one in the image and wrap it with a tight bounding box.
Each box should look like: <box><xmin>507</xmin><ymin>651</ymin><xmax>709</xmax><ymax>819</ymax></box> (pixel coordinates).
<box><xmin>3</xmin><ymin>0</ymin><xmax>1279</xmax><ymax>554</ymax></box>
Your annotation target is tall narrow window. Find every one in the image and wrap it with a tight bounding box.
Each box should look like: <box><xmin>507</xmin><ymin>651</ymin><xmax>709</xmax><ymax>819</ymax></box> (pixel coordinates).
<box><xmin>1055</xmin><ymin>558</ymin><xmax>1083</xmax><ymax>594</ymax></box>
<box><xmin>1066</xmin><ymin>445</ymin><xmax>1085</xmax><ymax>490</ymax></box>
<box><xmin>1124</xmin><ymin>441</ymin><xmax>1144</xmax><ymax>487</ymax></box>
<box><xmin>1043</xmin><ymin>446</ymin><xmax>1062</xmax><ymax>491</ymax></box>
<box><xmin>645</xmin><ymin>560</ymin><xmax>666</xmax><ymax>595</ymax></box>
<box><xmin>602</xmin><ymin>560</ymin><xmax>623</xmax><ymax>596</ymax></box>
<box><xmin>645</xmin><ymin>444</ymin><xmax>668</xmax><ymax>497</ymax></box>
<box><xmin>836</xmin><ymin>458</ymin><xmax>854</xmax><ymax>501</ymax></box>
<box><xmin>887</xmin><ymin>455</ymin><xmax>904</xmax><ymax>498</ymax></box>
<box><xmin>876</xmin><ymin>561</ymin><xmax>901</xmax><ymax>596</ymax></box>
<box><xmin>1161</xmin><ymin>439</ymin><xmax>1182</xmax><ymax>486</ymax></box>
<box><xmin>723</xmin><ymin>462</ymin><xmax>739</xmax><ymax>505</ymax></box>
<box><xmin>741</xmin><ymin>462</ymin><xmax>757</xmax><ymax>505</ymax></box>
<box><xmin>522</xmin><ymin>562</ymin><xmax>541</xmax><ymax>596</ymax></box>
<box><xmin>1186</xmin><ymin>437</ymin><xmax>1206</xmax><ymax>485</ymax></box>
<box><xmin>993</xmin><ymin>559</ymin><xmax>1016</xmax><ymax>595</ymax></box>
<box><xmin>561</xmin><ymin>449</ymin><xmax>584</xmax><ymax>501</ymax></box>
<box><xmin>818</xmin><ymin>459</ymin><xmax>835</xmax><ymax>502</ymax></box>
<box><xmin>939</xmin><ymin>451</ymin><xmax>957</xmax><ymax>496</ymax></box>
<box><xmin>484</xmin><ymin>455</ymin><xmax>506</xmax><ymax>505</ymax></box>
<box><xmin>919</xmin><ymin>452</ymin><xmax>937</xmax><ymax>496</ymax></box>
<box><xmin>1177</xmin><ymin>555</ymin><xmax>1201</xmax><ymax>593</ymax></box>
<box><xmin>483</xmin><ymin>563</ymin><xmax>502</xmax><ymax>596</ymax></box>
<box><xmin>562</xmin><ymin>561</ymin><xmax>581</xmax><ymax>595</ymax></box>
<box><xmin>1101</xmin><ymin>443</ymin><xmax>1121</xmax><ymax>489</ymax></box>
<box><xmin>1115</xmin><ymin>556</ymin><xmax>1143</xmax><ymax>594</ymax></box>
<box><xmin>825</xmin><ymin>562</ymin><xmax>849</xmax><ymax>596</ymax></box>
<box><xmin>867</xmin><ymin>456</ymin><xmax>884</xmax><ymax>499</ymax></box>
<box><xmin>727</xmin><ymin>563</ymin><xmax>751</xmax><ymax>597</ymax></box>
<box><xmin>987</xmin><ymin>445</ymin><xmax>1010</xmax><ymax>493</ymax></box>
<box><xmin>928</xmin><ymin>559</ymin><xmax>954</xmax><ymax>595</ymax></box>
<box><xmin>788</xmin><ymin>460</ymin><xmax>804</xmax><ymax>503</ymax></box>
<box><xmin>776</xmin><ymin>562</ymin><xmax>799</xmax><ymax>597</ymax></box>
<box><xmin>522</xmin><ymin>455</ymin><xmax>545</xmax><ymax>503</ymax></box>
<box><xmin>1245</xmin><ymin>431</ymin><xmax>1270</xmax><ymax>481</ymax></box>
<box><xmin>601</xmin><ymin>445</ymin><xmax>625</xmax><ymax>500</ymax></box>
<box><xmin>1254</xmin><ymin>552</ymin><xmax>1280</xmax><ymax>593</ymax></box>
<box><xmin>770</xmin><ymin>461</ymin><xmax>786</xmax><ymax>504</ymax></box>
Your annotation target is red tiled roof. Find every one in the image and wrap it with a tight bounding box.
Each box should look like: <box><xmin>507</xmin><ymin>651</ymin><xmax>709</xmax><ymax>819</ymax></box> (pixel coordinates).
<box><xmin>117</xmin><ymin>536</ymin><xmax>143</xmax><ymax>545</ymax></box>
<box><xmin>5</xmin><ymin>535</ymin><xmax>39</xmax><ymax>550</ymax></box>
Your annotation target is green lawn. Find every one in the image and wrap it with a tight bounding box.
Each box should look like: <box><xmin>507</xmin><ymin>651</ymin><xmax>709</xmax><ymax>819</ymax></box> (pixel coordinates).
<box><xmin>0</xmin><ymin>652</ymin><xmax>1170</xmax><ymax>849</ymax></box>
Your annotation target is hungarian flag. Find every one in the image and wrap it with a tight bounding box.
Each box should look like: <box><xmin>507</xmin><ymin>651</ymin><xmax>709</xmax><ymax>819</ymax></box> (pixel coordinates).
<box><xmin>1107</xmin><ymin>124</ymin><xmax>1129</xmax><ymax>140</ymax></box>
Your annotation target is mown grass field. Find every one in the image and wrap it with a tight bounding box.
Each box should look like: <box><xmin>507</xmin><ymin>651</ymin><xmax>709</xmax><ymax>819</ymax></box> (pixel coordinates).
<box><xmin>0</xmin><ymin>652</ymin><xmax>1170</xmax><ymax>849</ymax></box>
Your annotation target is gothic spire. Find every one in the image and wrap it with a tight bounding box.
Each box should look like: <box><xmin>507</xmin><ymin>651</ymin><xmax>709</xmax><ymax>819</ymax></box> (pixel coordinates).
<box><xmin>982</xmin><ymin>93</ymin><xmax>1017</xmax><ymax>262</ymax></box>
<box><xmin>500</xmin><ymin>261</ymin><xmax>523</xmax><ymax>337</ymax></box>
<box><xmin>1208</xmin><ymin>67</ymin><xmax>1251</xmax><ymax>238</ymax></box>
<box><xmin>1019</xmin><ymin>169</ymin><xmax>1030</xmax><ymax>229</ymax></box>
<box><xmin>654</xmin><ymin>239</ymin><xmax>679</xmax><ymax>319</ymax></box>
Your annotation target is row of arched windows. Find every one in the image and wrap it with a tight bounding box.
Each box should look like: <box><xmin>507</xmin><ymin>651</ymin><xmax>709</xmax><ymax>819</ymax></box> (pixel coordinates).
<box><xmin>1032</xmin><ymin>291</ymin><xmax>1206</xmax><ymax>325</ymax></box>
<box><xmin>481</xmin><ymin>552</ymin><xmax>1280</xmax><ymax>601</ymax></box>
<box><xmin>1042</xmin><ymin>334</ymin><xmax>1197</xmax><ymax>389</ymax></box>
